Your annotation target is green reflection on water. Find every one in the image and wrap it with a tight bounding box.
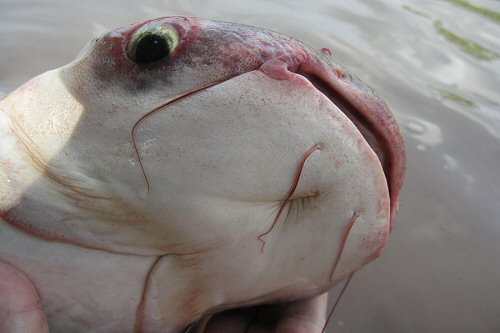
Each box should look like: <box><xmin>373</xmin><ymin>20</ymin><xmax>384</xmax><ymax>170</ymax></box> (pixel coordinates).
<box><xmin>402</xmin><ymin>4</ymin><xmax>499</xmax><ymax>60</ymax></box>
<box><xmin>444</xmin><ymin>0</ymin><xmax>500</xmax><ymax>24</ymax></box>
<box><xmin>439</xmin><ymin>90</ymin><xmax>477</xmax><ymax>108</ymax></box>
<box><xmin>402</xmin><ymin>4</ymin><xmax>432</xmax><ymax>19</ymax></box>
<box><xmin>434</xmin><ymin>20</ymin><xmax>499</xmax><ymax>60</ymax></box>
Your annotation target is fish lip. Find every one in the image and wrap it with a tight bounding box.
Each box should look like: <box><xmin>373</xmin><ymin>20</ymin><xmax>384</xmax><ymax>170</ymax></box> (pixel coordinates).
<box><xmin>296</xmin><ymin>56</ymin><xmax>407</xmax><ymax>229</ymax></box>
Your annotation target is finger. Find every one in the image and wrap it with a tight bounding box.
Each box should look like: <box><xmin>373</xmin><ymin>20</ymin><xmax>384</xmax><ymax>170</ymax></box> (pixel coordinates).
<box><xmin>202</xmin><ymin>307</ymin><xmax>258</xmax><ymax>333</ymax></box>
<box><xmin>0</xmin><ymin>260</ymin><xmax>49</xmax><ymax>333</ymax></box>
<box><xmin>275</xmin><ymin>293</ymin><xmax>328</xmax><ymax>333</ymax></box>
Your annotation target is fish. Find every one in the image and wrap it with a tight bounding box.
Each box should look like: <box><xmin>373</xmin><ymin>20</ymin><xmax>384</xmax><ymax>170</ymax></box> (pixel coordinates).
<box><xmin>0</xmin><ymin>16</ymin><xmax>406</xmax><ymax>333</ymax></box>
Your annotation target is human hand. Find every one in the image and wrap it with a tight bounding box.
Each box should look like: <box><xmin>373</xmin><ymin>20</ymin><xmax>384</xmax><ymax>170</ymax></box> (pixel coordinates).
<box><xmin>0</xmin><ymin>260</ymin><xmax>49</xmax><ymax>333</ymax></box>
<box><xmin>1</xmin><ymin>260</ymin><xmax>328</xmax><ymax>333</ymax></box>
<box><xmin>196</xmin><ymin>294</ymin><xmax>328</xmax><ymax>333</ymax></box>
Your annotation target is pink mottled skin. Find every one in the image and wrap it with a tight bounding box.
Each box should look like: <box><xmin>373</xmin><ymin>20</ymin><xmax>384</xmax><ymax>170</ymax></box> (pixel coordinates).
<box><xmin>0</xmin><ymin>16</ymin><xmax>406</xmax><ymax>332</ymax></box>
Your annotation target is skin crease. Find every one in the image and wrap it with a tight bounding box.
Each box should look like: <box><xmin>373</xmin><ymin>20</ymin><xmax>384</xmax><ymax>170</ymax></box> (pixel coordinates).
<box><xmin>0</xmin><ymin>16</ymin><xmax>406</xmax><ymax>333</ymax></box>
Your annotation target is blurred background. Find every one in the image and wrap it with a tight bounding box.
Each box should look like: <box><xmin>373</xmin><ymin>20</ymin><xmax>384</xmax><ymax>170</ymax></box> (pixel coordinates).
<box><xmin>1</xmin><ymin>1</ymin><xmax>499</xmax><ymax>332</ymax></box>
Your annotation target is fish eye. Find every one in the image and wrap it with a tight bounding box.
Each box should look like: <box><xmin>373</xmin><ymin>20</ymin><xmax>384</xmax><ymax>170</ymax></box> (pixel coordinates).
<box><xmin>126</xmin><ymin>23</ymin><xmax>179</xmax><ymax>64</ymax></box>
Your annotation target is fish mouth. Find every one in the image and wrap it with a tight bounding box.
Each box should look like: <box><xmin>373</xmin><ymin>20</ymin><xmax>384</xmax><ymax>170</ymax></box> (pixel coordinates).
<box><xmin>295</xmin><ymin>56</ymin><xmax>407</xmax><ymax>229</ymax></box>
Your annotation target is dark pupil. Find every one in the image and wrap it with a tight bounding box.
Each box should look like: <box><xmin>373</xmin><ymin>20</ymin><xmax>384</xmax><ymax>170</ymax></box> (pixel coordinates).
<box><xmin>135</xmin><ymin>34</ymin><xmax>170</xmax><ymax>64</ymax></box>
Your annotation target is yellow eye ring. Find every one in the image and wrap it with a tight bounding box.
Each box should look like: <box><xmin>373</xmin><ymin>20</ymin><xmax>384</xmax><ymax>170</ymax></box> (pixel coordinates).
<box><xmin>126</xmin><ymin>23</ymin><xmax>179</xmax><ymax>64</ymax></box>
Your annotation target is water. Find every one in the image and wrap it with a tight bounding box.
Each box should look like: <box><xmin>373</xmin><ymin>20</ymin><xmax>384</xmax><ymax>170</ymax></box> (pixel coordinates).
<box><xmin>1</xmin><ymin>1</ymin><xmax>499</xmax><ymax>332</ymax></box>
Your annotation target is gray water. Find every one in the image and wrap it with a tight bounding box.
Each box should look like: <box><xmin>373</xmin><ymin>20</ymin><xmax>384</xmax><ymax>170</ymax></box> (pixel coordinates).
<box><xmin>1</xmin><ymin>1</ymin><xmax>499</xmax><ymax>332</ymax></box>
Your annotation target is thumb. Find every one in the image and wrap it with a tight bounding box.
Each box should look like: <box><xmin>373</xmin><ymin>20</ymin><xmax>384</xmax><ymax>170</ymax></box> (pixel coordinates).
<box><xmin>276</xmin><ymin>293</ymin><xmax>328</xmax><ymax>333</ymax></box>
<box><xmin>0</xmin><ymin>260</ymin><xmax>49</xmax><ymax>333</ymax></box>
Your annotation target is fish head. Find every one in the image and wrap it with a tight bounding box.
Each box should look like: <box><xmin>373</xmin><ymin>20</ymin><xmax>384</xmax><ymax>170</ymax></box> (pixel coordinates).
<box><xmin>0</xmin><ymin>16</ymin><xmax>406</xmax><ymax>330</ymax></box>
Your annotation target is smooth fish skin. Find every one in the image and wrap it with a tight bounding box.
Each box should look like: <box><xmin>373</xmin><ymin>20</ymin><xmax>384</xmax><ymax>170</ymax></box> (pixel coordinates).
<box><xmin>0</xmin><ymin>17</ymin><xmax>406</xmax><ymax>332</ymax></box>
